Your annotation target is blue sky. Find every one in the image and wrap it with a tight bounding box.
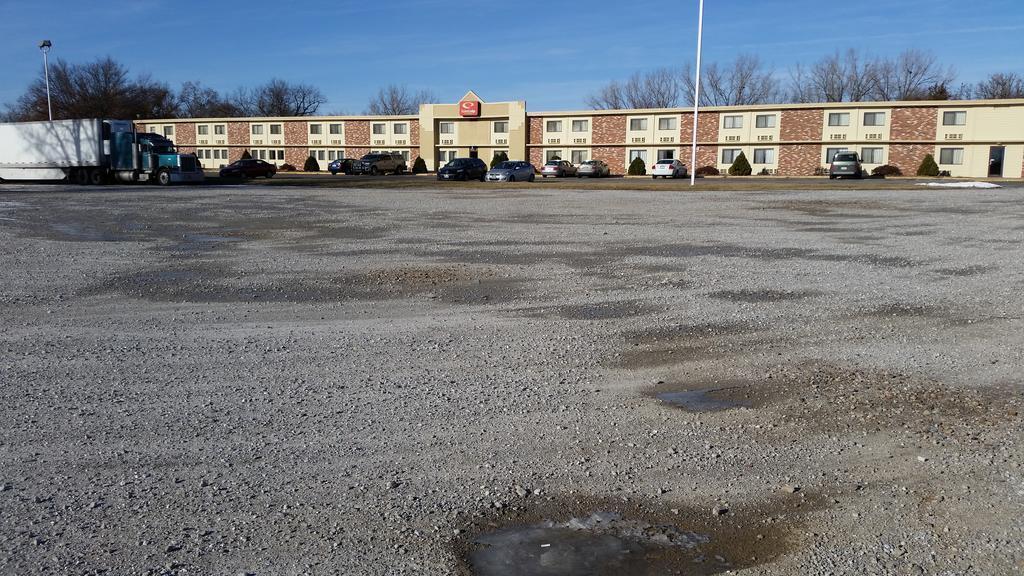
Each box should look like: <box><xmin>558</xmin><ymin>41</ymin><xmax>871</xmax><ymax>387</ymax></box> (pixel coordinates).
<box><xmin>1</xmin><ymin>0</ymin><xmax>1022</xmax><ymax>113</ymax></box>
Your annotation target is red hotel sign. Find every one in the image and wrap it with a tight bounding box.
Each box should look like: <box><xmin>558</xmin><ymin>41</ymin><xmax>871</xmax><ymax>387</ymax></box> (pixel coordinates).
<box><xmin>459</xmin><ymin>100</ymin><xmax>480</xmax><ymax>117</ymax></box>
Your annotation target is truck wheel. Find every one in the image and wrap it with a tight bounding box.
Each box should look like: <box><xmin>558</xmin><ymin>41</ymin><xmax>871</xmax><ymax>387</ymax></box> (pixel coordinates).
<box><xmin>369</xmin><ymin>166</ymin><xmax>378</xmax><ymax>176</ymax></box>
<box><xmin>74</xmin><ymin>169</ymin><xmax>89</xmax><ymax>185</ymax></box>
<box><xmin>89</xmin><ymin>169</ymin><xmax>105</xmax><ymax>185</ymax></box>
<box><xmin>156</xmin><ymin>169</ymin><xmax>172</xmax><ymax>186</ymax></box>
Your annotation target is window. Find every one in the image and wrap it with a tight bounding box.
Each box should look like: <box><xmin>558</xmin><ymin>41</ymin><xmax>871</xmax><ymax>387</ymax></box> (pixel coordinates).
<box><xmin>309</xmin><ymin>124</ymin><xmax>322</xmax><ymax>135</ymax></box>
<box><xmin>329</xmin><ymin>123</ymin><xmax>342</xmax><ymax>135</ymax></box>
<box><xmin>545</xmin><ymin>150</ymin><xmax>563</xmax><ymax>161</ymax></box>
<box><xmin>658</xmin><ymin>117</ymin><xmax>677</xmax><ymax>131</ymax></box>
<box><xmin>943</xmin><ymin>111</ymin><xmax>967</xmax><ymax>126</ymax></box>
<box><xmin>753</xmin><ymin>148</ymin><xmax>775</xmax><ymax>164</ymax></box>
<box><xmin>268</xmin><ymin>124</ymin><xmax>281</xmax><ymax>135</ymax></box>
<box><xmin>221</xmin><ymin>149</ymin><xmax>228</xmax><ymax>159</ymax></box>
<box><xmin>214</xmin><ymin>125</ymin><xmax>226</xmax><ymax>135</ymax></box>
<box><xmin>316</xmin><ymin>150</ymin><xmax>326</xmax><ymax>160</ymax></box>
<box><xmin>570</xmin><ymin>150</ymin><xmax>589</xmax><ymax>164</ymax></box>
<box><xmin>939</xmin><ymin>148</ymin><xmax>964</xmax><ymax>165</ymax></box>
<box><xmin>493</xmin><ymin>121</ymin><xmax>508</xmax><ymax>133</ymax></box>
<box><xmin>825</xmin><ymin>147</ymin><xmax>849</xmax><ymax>163</ymax></box>
<box><xmin>628</xmin><ymin>149</ymin><xmax>647</xmax><ymax>162</ymax></box>
<box><xmin>212</xmin><ymin>149</ymin><xmax>221</xmax><ymax>160</ymax></box>
<box><xmin>328</xmin><ymin>150</ymin><xmax>336</xmax><ymax>161</ymax></box>
<box><xmin>251</xmin><ymin>125</ymin><xmax>263</xmax><ymax>135</ymax></box>
<box><xmin>755</xmin><ymin>114</ymin><xmax>776</xmax><ymax>129</ymax></box>
<box><xmin>439</xmin><ymin>150</ymin><xmax>456</xmax><ymax>164</ymax></box>
<box><xmin>197</xmin><ymin>125</ymin><xmax>209</xmax><ymax>135</ymax></box>
<box><xmin>439</xmin><ymin>122</ymin><xmax>454</xmax><ymax>134</ymax></box>
<box><xmin>546</xmin><ymin>120</ymin><xmax>562</xmax><ymax>132</ymax></box>
<box><xmin>861</xmin><ymin>147</ymin><xmax>883</xmax><ymax>164</ymax></box>
<box><xmin>571</xmin><ymin>119</ymin><xmax>589</xmax><ymax>132</ymax></box>
<box><xmin>629</xmin><ymin>118</ymin><xmax>648</xmax><ymax>131</ymax></box>
<box><xmin>372</xmin><ymin>123</ymin><xmax>386</xmax><ymax>135</ymax></box>
<box><xmin>393</xmin><ymin>123</ymin><xmax>407</xmax><ymax>135</ymax></box>
<box><xmin>723</xmin><ymin>115</ymin><xmax>743</xmax><ymax>129</ymax></box>
<box><xmin>721</xmin><ymin>148</ymin><xmax>741</xmax><ymax>164</ymax></box>
<box><xmin>657</xmin><ymin>149</ymin><xmax>675</xmax><ymax>161</ymax></box>
<box><xmin>399</xmin><ymin>151</ymin><xmax>409</xmax><ymax>161</ymax></box>
<box><xmin>863</xmin><ymin>112</ymin><xmax>886</xmax><ymax>126</ymax></box>
<box><xmin>162</xmin><ymin>125</ymin><xmax>174</xmax><ymax>137</ymax></box>
<box><xmin>828</xmin><ymin>113</ymin><xmax>850</xmax><ymax>127</ymax></box>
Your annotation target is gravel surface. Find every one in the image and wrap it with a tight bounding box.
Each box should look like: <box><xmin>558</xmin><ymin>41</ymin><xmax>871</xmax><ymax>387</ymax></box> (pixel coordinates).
<box><xmin>1</xmin><ymin>182</ymin><xmax>1022</xmax><ymax>575</ymax></box>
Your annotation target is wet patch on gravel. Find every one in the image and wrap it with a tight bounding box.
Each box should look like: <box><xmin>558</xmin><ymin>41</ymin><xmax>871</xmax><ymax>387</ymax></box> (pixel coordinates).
<box><xmin>611</xmin><ymin>322</ymin><xmax>763</xmax><ymax>369</ymax></box>
<box><xmin>515</xmin><ymin>300</ymin><xmax>656</xmax><ymax>321</ymax></box>
<box><xmin>932</xmin><ymin>265</ymin><xmax>997</xmax><ymax>277</ymax></box>
<box><xmin>706</xmin><ymin>289</ymin><xmax>821</xmax><ymax>303</ymax></box>
<box><xmin>652</xmin><ymin>388</ymin><xmax>749</xmax><ymax>412</ymax></box>
<box><xmin>455</xmin><ymin>493</ymin><xmax>826</xmax><ymax>576</ymax></box>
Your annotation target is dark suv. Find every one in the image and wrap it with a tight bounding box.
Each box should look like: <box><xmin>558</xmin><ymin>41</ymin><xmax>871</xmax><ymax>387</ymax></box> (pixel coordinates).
<box><xmin>829</xmin><ymin>152</ymin><xmax>863</xmax><ymax>179</ymax></box>
<box><xmin>437</xmin><ymin>157</ymin><xmax>488</xmax><ymax>181</ymax></box>
<box><xmin>352</xmin><ymin>152</ymin><xmax>407</xmax><ymax>175</ymax></box>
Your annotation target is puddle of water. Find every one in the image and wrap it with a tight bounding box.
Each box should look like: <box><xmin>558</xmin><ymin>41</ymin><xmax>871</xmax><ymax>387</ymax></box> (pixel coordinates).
<box><xmin>469</xmin><ymin>512</ymin><xmax>708</xmax><ymax>576</ymax></box>
<box><xmin>655</xmin><ymin>389</ymin><xmax>746</xmax><ymax>412</ymax></box>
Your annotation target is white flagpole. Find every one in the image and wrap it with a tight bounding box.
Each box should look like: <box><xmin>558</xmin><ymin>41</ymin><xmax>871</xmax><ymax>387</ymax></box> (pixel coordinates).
<box><xmin>689</xmin><ymin>0</ymin><xmax>704</xmax><ymax>186</ymax></box>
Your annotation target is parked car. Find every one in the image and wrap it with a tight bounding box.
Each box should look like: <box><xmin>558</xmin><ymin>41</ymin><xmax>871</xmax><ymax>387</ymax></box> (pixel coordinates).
<box><xmin>540</xmin><ymin>160</ymin><xmax>576</xmax><ymax>178</ymax></box>
<box><xmin>577</xmin><ymin>159</ymin><xmax>610</xmax><ymax>178</ymax></box>
<box><xmin>437</xmin><ymin>157</ymin><xmax>488</xmax><ymax>181</ymax></box>
<box><xmin>650</xmin><ymin>159</ymin><xmax>687</xmax><ymax>179</ymax></box>
<box><xmin>327</xmin><ymin>158</ymin><xmax>359</xmax><ymax>175</ymax></box>
<box><xmin>219</xmin><ymin>159</ymin><xmax>276</xmax><ymax>179</ymax></box>
<box><xmin>486</xmin><ymin>161</ymin><xmax>536</xmax><ymax>182</ymax></box>
<box><xmin>351</xmin><ymin>152</ymin><xmax>407</xmax><ymax>175</ymax></box>
<box><xmin>829</xmin><ymin>152</ymin><xmax>863</xmax><ymax>179</ymax></box>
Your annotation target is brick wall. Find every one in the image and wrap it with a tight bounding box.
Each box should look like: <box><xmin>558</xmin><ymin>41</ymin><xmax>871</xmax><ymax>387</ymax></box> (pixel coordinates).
<box><xmin>177</xmin><ymin>146</ymin><xmax>195</xmax><ymax>155</ymax></box>
<box><xmin>891</xmin><ymin>107</ymin><xmax>937</xmax><ymax>140</ymax></box>
<box><xmin>778</xmin><ymin>144</ymin><xmax>821</xmax><ymax>176</ymax></box>
<box><xmin>528</xmin><ymin>117</ymin><xmax>544</xmax><ymax>145</ymax></box>
<box><xmin>409</xmin><ymin>147</ymin><xmax>420</xmax><ymax>167</ymax></box>
<box><xmin>286</xmin><ymin>147</ymin><xmax>309</xmax><ymax>169</ymax></box>
<box><xmin>228</xmin><ymin>148</ymin><xmax>245</xmax><ymax>163</ymax></box>
<box><xmin>175</xmin><ymin>123</ymin><xmax>196</xmax><ymax>146</ymax></box>
<box><xmin>781</xmin><ymin>109</ymin><xmax>823</xmax><ymax>141</ymax></box>
<box><xmin>680</xmin><ymin>111</ymin><xmax>720</xmax><ymax>144</ymax></box>
<box><xmin>410</xmin><ymin>120</ymin><xmax>420</xmax><ymax>146</ymax></box>
<box><xmin>346</xmin><ymin>121</ymin><xmax>370</xmax><ymax>146</ymax></box>
<box><xmin>228</xmin><ymin>122</ymin><xmax>248</xmax><ymax>152</ymax></box>
<box><xmin>347</xmin><ymin>147</ymin><xmax>370</xmax><ymax>160</ymax></box>
<box><xmin>284</xmin><ymin>121</ymin><xmax>306</xmax><ymax>146</ymax></box>
<box><xmin>591</xmin><ymin>146</ymin><xmax>625</xmax><ymax>174</ymax></box>
<box><xmin>592</xmin><ymin>115</ymin><xmax>626</xmax><ymax>144</ymax></box>
<box><xmin>889</xmin><ymin>144</ymin><xmax>932</xmax><ymax>174</ymax></box>
<box><xmin>528</xmin><ymin>147</ymin><xmax>543</xmax><ymax>168</ymax></box>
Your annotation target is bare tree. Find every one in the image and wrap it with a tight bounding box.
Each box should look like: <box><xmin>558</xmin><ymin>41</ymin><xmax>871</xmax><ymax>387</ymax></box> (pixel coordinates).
<box><xmin>3</xmin><ymin>56</ymin><xmax>178</xmax><ymax>121</ymax></box>
<box><xmin>365</xmin><ymin>84</ymin><xmax>438</xmax><ymax>115</ymax></box>
<box><xmin>974</xmin><ymin>73</ymin><xmax>1024</xmax><ymax>99</ymax></box>
<box><xmin>869</xmin><ymin>49</ymin><xmax>955</xmax><ymax>101</ymax></box>
<box><xmin>683</xmin><ymin>55</ymin><xmax>781</xmax><ymax>106</ymax></box>
<box><xmin>232</xmin><ymin>79</ymin><xmax>327</xmax><ymax>116</ymax></box>
<box><xmin>586</xmin><ymin>68</ymin><xmax>681</xmax><ymax>110</ymax></box>
<box><xmin>585</xmin><ymin>80</ymin><xmax>626</xmax><ymax>109</ymax></box>
<box><xmin>177</xmin><ymin>81</ymin><xmax>240</xmax><ymax>117</ymax></box>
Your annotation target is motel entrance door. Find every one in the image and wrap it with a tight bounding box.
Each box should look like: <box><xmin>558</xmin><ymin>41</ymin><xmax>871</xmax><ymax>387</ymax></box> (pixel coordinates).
<box><xmin>988</xmin><ymin>146</ymin><xmax>1005</xmax><ymax>177</ymax></box>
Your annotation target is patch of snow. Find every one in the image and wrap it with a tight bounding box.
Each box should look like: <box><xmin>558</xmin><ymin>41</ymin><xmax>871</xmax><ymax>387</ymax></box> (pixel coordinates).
<box><xmin>916</xmin><ymin>181</ymin><xmax>1002</xmax><ymax>189</ymax></box>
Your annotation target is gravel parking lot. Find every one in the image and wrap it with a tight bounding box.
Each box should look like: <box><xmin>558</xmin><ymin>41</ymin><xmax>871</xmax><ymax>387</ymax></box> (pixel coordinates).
<box><xmin>1</xmin><ymin>182</ymin><xmax>1022</xmax><ymax>575</ymax></box>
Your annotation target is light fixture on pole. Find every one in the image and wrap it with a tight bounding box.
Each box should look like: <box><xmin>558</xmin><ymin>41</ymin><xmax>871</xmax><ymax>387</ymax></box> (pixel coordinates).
<box><xmin>39</xmin><ymin>40</ymin><xmax>53</xmax><ymax>121</ymax></box>
<box><xmin>688</xmin><ymin>0</ymin><xmax>704</xmax><ymax>186</ymax></box>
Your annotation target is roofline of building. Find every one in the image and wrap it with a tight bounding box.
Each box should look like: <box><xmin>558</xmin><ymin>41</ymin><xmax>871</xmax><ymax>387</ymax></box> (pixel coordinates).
<box><xmin>140</xmin><ymin>98</ymin><xmax>1024</xmax><ymax>124</ymax></box>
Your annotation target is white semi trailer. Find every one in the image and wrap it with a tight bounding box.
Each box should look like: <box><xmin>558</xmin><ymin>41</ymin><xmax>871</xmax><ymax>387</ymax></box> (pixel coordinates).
<box><xmin>0</xmin><ymin>118</ymin><xmax>203</xmax><ymax>185</ymax></box>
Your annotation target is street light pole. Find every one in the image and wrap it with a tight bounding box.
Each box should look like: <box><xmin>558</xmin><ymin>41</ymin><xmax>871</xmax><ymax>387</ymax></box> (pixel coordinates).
<box><xmin>689</xmin><ymin>0</ymin><xmax>704</xmax><ymax>186</ymax></box>
<box><xmin>39</xmin><ymin>40</ymin><xmax>53</xmax><ymax>121</ymax></box>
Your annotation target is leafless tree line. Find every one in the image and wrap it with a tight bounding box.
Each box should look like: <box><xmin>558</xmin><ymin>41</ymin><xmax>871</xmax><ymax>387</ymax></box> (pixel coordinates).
<box><xmin>587</xmin><ymin>49</ymin><xmax>1024</xmax><ymax>109</ymax></box>
<box><xmin>365</xmin><ymin>84</ymin><xmax>439</xmax><ymax>115</ymax></box>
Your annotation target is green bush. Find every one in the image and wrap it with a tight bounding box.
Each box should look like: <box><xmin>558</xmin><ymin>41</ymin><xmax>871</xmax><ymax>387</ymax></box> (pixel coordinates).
<box><xmin>916</xmin><ymin>154</ymin><xmax>939</xmax><ymax>177</ymax></box>
<box><xmin>695</xmin><ymin>165</ymin><xmax>720</xmax><ymax>176</ymax></box>
<box><xmin>872</xmin><ymin>164</ymin><xmax>902</xmax><ymax>177</ymax></box>
<box><xmin>490</xmin><ymin>151</ymin><xmax>509</xmax><ymax>168</ymax></box>
<box><xmin>728</xmin><ymin>152</ymin><xmax>752</xmax><ymax>176</ymax></box>
<box><xmin>627</xmin><ymin>156</ymin><xmax>647</xmax><ymax>176</ymax></box>
<box><xmin>278</xmin><ymin>163</ymin><xmax>297</xmax><ymax>172</ymax></box>
<box><xmin>412</xmin><ymin>157</ymin><xmax>427</xmax><ymax>174</ymax></box>
<box><xmin>303</xmin><ymin>156</ymin><xmax>320</xmax><ymax>172</ymax></box>
<box><xmin>240</xmin><ymin>150</ymin><xmax>252</xmax><ymax>160</ymax></box>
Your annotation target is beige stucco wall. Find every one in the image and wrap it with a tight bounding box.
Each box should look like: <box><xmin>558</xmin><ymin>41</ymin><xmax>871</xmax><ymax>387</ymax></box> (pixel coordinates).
<box><xmin>420</xmin><ymin>97</ymin><xmax>526</xmax><ymax>169</ymax></box>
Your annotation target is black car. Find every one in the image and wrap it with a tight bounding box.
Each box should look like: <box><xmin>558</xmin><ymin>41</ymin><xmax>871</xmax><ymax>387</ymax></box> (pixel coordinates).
<box><xmin>219</xmin><ymin>159</ymin><xmax>276</xmax><ymax>179</ymax></box>
<box><xmin>437</xmin><ymin>158</ymin><xmax>488</xmax><ymax>181</ymax></box>
<box><xmin>328</xmin><ymin>158</ymin><xmax>358</xmax><ymax>175</ymax></box>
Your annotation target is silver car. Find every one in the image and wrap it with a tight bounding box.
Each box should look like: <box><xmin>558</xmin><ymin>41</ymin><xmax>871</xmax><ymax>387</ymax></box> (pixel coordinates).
<box><xmin>829</xmin><ymin>151</ymin><xmax>863</xmax><ymax>179</ymax></box>
<box><xmin>486</xmin><ymin>161</ymin><xmax>536</xmax><ymax>182</ymax></box>
<box><xmin>540</xmin><ymin>160</ymin><xmax>576</xmax><ymax>178</ymax></box>
<box><xmin>577</xmin><ymin>159</ymin><xmax>610</xmax><ymax>178</ymax></box>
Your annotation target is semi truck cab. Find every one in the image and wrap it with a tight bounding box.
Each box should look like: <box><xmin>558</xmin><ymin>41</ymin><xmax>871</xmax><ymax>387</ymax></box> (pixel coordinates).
<box><xmin>135</xmin><ymin>133</ymin><xmax>203</xmax><ymax>185</ymax></box>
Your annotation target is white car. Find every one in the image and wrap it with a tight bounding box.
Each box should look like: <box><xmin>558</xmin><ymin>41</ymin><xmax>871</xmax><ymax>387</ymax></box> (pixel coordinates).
<box><xmin>651</xmin><ymin>159</ymin><xmax>688</xmax><ymax>179</ymax></box>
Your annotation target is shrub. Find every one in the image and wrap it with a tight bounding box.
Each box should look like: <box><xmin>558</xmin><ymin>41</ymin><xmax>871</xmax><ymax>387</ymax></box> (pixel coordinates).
<box><xmin>240</xmin><ymin>150</ymin><xmax>252</xmax><ymax>160</ymax></box>
<box><xmin>695</xmin><ymin>165</ymin><xmax>719</xmax><ymax>176</ymax></box>
<box><xmin>412</xmin><ymin>157</ymin><xmax>427</xmax><ymax>174</ymax></box>
<box><xmin>758</xmin><ymin>167</ymin><xmax>771</xmax><ymax>176</ymax></box>
<box><xmin>872</xmin><ymin>164</ymin><xmax>902</xmax><ymax>177</ymax></box>
<box><xmin>938</xmin><ymin>170</ymin><xmax>951</xmax><ymax>177</ymax></box>
<box><xmin>278</xmin><ymin>163</ymin><xmax>297</xmax><ymax>172</ymax></box>
<box><xmin>916</xmin><ymin>154</ymin><xmax>940</xmax><ymax>177</ymax></box>
<box><xmin>303</xmin><ymin>156</ymin><xmax>320</xmax><ymax>172</ymax></box>
<box><xmin>490</xmin><ymin>151</ymin><xmax>509</xmax><ymax>168</ymax></box>
<box><xmin>627</xmin><ymin>156</ymin><xmax>647</xmax><ymax>176</ymax></box>
<box><xmin>728</xmin><ymin>152</ymin><xmax>752</xmax><ymax>176</ymax></box>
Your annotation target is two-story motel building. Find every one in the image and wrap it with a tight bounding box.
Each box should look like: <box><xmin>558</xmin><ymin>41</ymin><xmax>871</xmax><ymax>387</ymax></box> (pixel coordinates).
<box><xmin>143</xmin><ymin>90</ymin><xmax>1024</xmax><ymax>178</ymax></box>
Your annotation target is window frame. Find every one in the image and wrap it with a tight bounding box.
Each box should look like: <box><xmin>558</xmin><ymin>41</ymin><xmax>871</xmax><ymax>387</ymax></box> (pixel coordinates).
<box><xmin>827</xmin><ymin>113</ymin><xmax>851</xmax><ymax>127</ymax></box>
<box><xmin>753</xmin><ymin>148</ymin><xmax>775</xmax><ymax>165</ymax></box>
<box><xmin>860</xmin><ymin>147</ymin><xmax>883</xmax><ymax>164</ymax></box>
<box><xmin>942</xmin><ymin>111</ymin><xmax>967</xmax><ymax>126</ymax></box>
<box><xmin>723</xmin><ymin>115</ymin><xmax>743</xmax><ymax>129</ymax></box>
<box><xmin>721</xmin><ymin>148</ymin><xmax>741</xmax><ymax>164</ymax></box>
<box><xmin>545</xmin><ymin>120</ymin><xmax>563</xmax><ymax>132</ymax></box>
<box><xmin>754</xmin><ymin>114</ymin><xmax>776</xmax><ymax>129</ymax></box>
<box><xmin>862</xmin><ymin>112</ymin><xmax>886</xmax><ymax>127</ymax></box>
<box><xmin>493</xmin><ymin>121</ymin><xmax>508</xmax><ymax>134</ymax></box>
<box><xmin>571</xmin><ymin>119</ymin><xmax>589</xmax><ymax>133</ymax></box>
<box><xmin>371</xmin><ymin>123</ymin><xmax>386</xmax><ymax>135</ymax></box>
<box><xmin>438</xmin><ymin>122</ymin><xmax>454</xmax><ymax>135</ymax></box>
<box><xmin>939</xmin><ymin>147</ymin><xmax>964</xmax><ymax>165</ymax></box>
<box><xmin>628</xmin><ymin>118</ymin><xmax>648</xmax><ymax>131</ymax></box>
<box><xmin>657</xmin><ymin>117</ymin><xmax>677</xmax><ymax>131</ymax></box>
